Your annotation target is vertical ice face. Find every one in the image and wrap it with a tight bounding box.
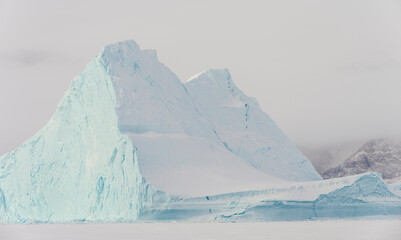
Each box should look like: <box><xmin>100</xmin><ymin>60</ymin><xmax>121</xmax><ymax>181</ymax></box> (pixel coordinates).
<box><xmin>0</xmin><ymin>54</ymin><xmax>155</xmax><ymax>222</ymax></box>
<box><xmin>99</xmin><ymin>40</ymin><xmax>220</xmax><ymax>144</ymax></box>
<box><xmin>185</xmin><ymin>69</ymin><xmax>322</xmax><ymax>181</ymax></box>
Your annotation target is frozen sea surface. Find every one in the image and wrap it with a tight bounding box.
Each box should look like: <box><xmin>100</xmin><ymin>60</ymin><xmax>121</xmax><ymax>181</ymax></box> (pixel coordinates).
<box><xmin>1</xmin><ymin>220</ymin><xmax>401</xmax><ymax>240</ymax></box>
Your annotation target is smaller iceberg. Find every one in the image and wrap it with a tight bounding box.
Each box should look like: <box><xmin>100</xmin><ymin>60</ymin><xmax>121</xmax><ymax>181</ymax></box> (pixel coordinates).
<box><xmin>139</xmin><ymin>173</ymin><xmax>401</xmax><ymax>222</ymax></box>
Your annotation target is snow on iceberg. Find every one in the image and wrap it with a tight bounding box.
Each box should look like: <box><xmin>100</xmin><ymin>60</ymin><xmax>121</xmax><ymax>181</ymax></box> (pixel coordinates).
<box><xmin>129</xmin><ymin>132</ymin><xmax>283</xmax><ymax>197</ymax></box>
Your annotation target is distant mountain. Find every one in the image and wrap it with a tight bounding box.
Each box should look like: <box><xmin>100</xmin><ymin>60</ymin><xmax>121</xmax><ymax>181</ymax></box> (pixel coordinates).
<box><xmin>322</xmin><ymin>138</ymin><xmax>401</xmax><ymax>183</ymax></box>
<box><xmin>299</xmin><ymin>141</ymin><xmax>363</xmax><ymax>174</ymax></box>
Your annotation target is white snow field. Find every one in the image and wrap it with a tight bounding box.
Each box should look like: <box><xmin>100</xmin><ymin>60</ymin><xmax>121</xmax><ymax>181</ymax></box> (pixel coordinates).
<box><xmin>0</xmin><ymin>40</ymin><xmax>401</xmax><ymax>222</ymax></box>
<box><xmin>1</xmin><ymin>221</ymin><xmax>401</xmax><ymax>240</ymax></box>
<box><xmin>129</xmin><ymin>132</ymin><xmax>282</xmax><ymax>197</ymax></box>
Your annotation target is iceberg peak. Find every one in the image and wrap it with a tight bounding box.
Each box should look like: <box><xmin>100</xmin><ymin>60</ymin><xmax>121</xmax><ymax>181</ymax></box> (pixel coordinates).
<box><xmin>102</xmin><ymin>39</ymin><xmax>142</xmax><ymax>56</ymax></box>
<box><xmin>186</xmin><ymin>68</ymin><xmax>236</xmax><ymax>96</ymax></box>
<box><xmin>185</xmin><ymin>68</ymin><xmax>252</xmax><ymax>109</ymax></box>
<box><xmin>186</xmin><ymin>68</ymin><xmax>230</xmax><ymax>83</ymax></box>
<box><xmin>99</xmin><ymin>40</ymin><xmax>163</xmax><ymax>77</ymax></box>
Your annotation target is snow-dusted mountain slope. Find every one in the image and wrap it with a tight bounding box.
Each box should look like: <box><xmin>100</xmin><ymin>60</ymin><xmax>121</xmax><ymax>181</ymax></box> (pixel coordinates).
<box><xmin>322</xmin><ymin>138</ymin><xmax>401</xmax><ymax>182</ymax></box>
<box><xmin>185</xmin><ymin>69</ymin><xmax>321</xmax><ymax>181</ymax></box>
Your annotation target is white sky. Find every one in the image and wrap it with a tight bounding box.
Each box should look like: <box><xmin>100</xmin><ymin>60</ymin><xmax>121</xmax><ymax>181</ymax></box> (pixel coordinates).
<box><xmin>1</xmin><ymin>0</ymin><xmax>401</xmax><ymax>154</ymax></box>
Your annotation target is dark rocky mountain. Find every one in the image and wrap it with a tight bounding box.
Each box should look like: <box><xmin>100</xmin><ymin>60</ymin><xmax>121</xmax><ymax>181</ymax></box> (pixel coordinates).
<box><xmin>322</xmin><ymin>138</ymin><xmax>401</xmax><ymax>183</ymax></box>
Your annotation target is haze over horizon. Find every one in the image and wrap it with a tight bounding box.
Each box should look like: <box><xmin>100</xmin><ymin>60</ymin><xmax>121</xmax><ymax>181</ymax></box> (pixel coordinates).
<box><xmin>1</xmin><ymin>0</ymin><xmax>401</xmax><ymax>155</ymax></box>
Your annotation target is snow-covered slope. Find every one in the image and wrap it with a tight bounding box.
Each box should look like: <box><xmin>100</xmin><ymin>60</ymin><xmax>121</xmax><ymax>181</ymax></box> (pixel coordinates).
<box><xmin>322</xmin><ymin>138</ymin><xmax>401</xmax><ymax>182</ymax></box>
<box><xmin>129</xmin><ymin>132</ymin><xmax>282</xmax><ymax>197</ymax></box>
<box><xmin>185</xmin><ymin>69</ymin><xmax>321</xmax><ymax>181</ymax></box>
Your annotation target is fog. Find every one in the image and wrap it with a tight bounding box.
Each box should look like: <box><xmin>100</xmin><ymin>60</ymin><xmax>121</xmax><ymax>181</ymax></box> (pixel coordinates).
<box><xmin>1</xmin><ymin>0</ymin><xmax>401</xmax><ymax>154</ymax></box>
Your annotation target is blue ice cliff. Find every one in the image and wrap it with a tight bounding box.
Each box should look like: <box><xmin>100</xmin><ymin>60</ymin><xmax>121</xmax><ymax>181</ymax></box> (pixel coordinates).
<box><xmin>0</xmin><ymin>48</ymin><xmax>165</xmax><ymax>222</ymax></box>
<box><xmin>0</xmin><ymin>40</ymin><xmax>400</xmax><ymax>222</ymax></box>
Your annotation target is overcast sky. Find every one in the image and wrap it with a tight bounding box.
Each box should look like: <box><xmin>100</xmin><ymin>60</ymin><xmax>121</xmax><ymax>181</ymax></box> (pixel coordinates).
<box><xmin>1</xmin><ymin>0</ymin><xmax>401</xmax><ymax>154</ymax></box>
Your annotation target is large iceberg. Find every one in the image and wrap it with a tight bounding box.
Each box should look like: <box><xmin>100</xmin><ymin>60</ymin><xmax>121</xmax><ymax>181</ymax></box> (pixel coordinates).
<box><xmin>0</xmin><ymin>40</ymin><xmax>400</xmax><ymax>222</ymax></box>
<box><xmin>0</xmin><ymin>54</ymin><xmax>161</xmax><ymax>222</ymax></box>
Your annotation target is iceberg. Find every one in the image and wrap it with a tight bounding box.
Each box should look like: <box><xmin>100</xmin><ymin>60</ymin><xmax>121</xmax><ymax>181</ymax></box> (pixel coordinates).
<box><xmin>140</xmin><ymin>173</ymin><xmax>401</xmax><ymax>222</ymax></box>
<box><xmin>0</xmin><ymin>55</ymin><xmax>160</xmax><ymax>222</ymax></box>
<box><xmin>0</xmin><ymin>40</ymin><xmax>400</xmax><ymax>222</ymax></box>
